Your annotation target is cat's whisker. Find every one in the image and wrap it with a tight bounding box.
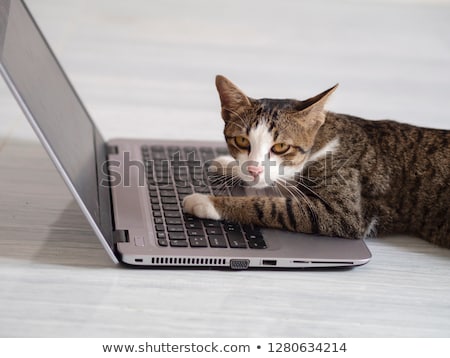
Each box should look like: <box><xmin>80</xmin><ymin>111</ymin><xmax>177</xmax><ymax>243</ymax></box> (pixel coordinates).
<box><xmin>279</xmin><ymin>178</ymin><xmax>320</xmax><ymax>225</ymax></box>
<box><xmin>273</xmin><ymin>181</ymin><xmax>313</xmax><ymax>225</ymax></box>
<box><xmin>296</xmin><ymin>179</ymin><xmax>331</xmax><ymax>209</ymax></box>
<box><xmin>274</xmin><ymin>178</ymin><xmax>316</xmax><ymax>223</ymax></box>
<box><xmin>220</xmin><ymin>176</ymin><xmax>237</xmax><ymax>190</ymax></box>
<box><xmin>279</xmin><ymin>171</ymin><xmax>332</xmax><ymax>210</ymax></box>
<box><xmin>209</xmin><ymin>171</ymin><xmax>242</xmax><ymax>193</ymax></box>
<box><xmin>277</xmin><ymin>185</ymin><xmax>311</xmax><ymax>226</ymax></box>
<box><xmin>275</xmin><ymin>179</ymin><xmax>300</xmax><ymax>205</ymax></box>
<box><xmin>209</xmin><ymin>175</ymin><xmax>232</xmax><ymax>189</ymax></box>
<box><xmin>286</xmin><ymin>179</ymin><xmax>328</xmax><ymax>213</ymax></box>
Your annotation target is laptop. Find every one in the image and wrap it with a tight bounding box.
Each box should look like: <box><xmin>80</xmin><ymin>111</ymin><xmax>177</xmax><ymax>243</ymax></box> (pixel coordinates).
<box><xmin>0</xmin><ymin>0</ymin><xmax>371</xmax><ymax>269</ymax></box>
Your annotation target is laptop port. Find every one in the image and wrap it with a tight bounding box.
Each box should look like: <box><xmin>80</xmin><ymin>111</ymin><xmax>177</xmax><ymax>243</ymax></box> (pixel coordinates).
<box><xmin>262</xmin><ymin>259</ymin><xmax>277</xmax><ymax>266</ymax></box>
<box><xmin>229</xmin><ymin>259</ymin><xmax>250</xmax><ymax>270</ymax></box>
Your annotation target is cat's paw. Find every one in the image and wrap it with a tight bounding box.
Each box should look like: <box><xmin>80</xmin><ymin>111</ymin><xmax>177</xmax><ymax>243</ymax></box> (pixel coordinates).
<box><xmin>183</xmin><ymin>193</ymin><xmax>221</xmax><ymax>220</ymax></box>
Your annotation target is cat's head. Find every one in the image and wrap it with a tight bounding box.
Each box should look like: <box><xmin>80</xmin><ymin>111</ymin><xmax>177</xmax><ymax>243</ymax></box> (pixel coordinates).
<box><xmin>215</xmin><ymin>75</ymin><xmax>337</xmax><ymax>188</ymax></box>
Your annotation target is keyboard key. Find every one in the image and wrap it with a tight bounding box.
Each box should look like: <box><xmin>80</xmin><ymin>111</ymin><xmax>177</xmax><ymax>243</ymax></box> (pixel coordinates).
<box><xmin>242</xmin><ymin>225</ymin><xmax>256</xmax><ymax>233</ymax></box>
<box><xmin>175</xmin><ymin>181</ymin><xmax>191</xmax><ymax>188</ymax></box>
<box><xmin>208</xmin><ymin>235</ymin><xmax>228</xmax><ymax>248</ymax></box>
<box><xmin>151</xmin><ymin>151</ymin><xmax>167</xmax><ymax>160</ymax></box>
<box><xmin>183</xmin><ymin>146</ymin><xmax>197</xmax><ymax>155</ymax></box>
<box><xmin>215</xmin><ymin>148</ymin><xmax>229</xmax><ymax>156</ymax></box>
<box><xmin>163</xmin><ymin>204</ymin><xmax>180</xmax><ymax>211</ymax></box>
<box><xmin>153</xmin><ymin>210</ymin><xmax>162</xmax><ymax>217</ymax></box>
<box><xmin>174</xmin><ymin>175</ymin><xmax>189</xmax><ymax>183</ymax></box>
<box><xmin>160</xmin><ymin>190</ymin><xmax>176</xmax><ymax>197</ymax></box>
<box><xmin>189</xmin><ymin>236</ymin><xmax>208</xmax><ymax>247</ymax></box>
<box><xmin>204</xmin><ymin>220</ymin><xmax>221</xmax><ymax>228</ymax></box>
<box><xmin>168</xmin><ymin>145</ymin><xmax>181</xmax><ymax>153</ymax></box>
<box><xmin>155</xmin><ymin>224</ymin><xmax>165</xmax><ymax>232</ymax></box>
<box><xmin>165</xmin><ymin>211</ymin><xmax>181</xmax><ymax>218</ymax></box>
<box><xmin>158</xmin><ymin>183</ymin><xmax>174</xmax><ymax>190</ymax></box>
<box><xmin>224</xmin><ymin>225</ymin><xmax>240</xmax><ymax>233</ymax></box>
<box><xmin>158</xmin><ymin>238</ymin><xmax>168</xmax><ymax>246</ymax></box>
<box><xmin>246</xmin><ymin>233</ymin><xmax>263</xmax><ymax>241</ymax></box>
<box><xmin>185</xmin><ymin>221</ymin><xmax>202</xmax><ymax>229</ymax></box>
<box><xmin>170</xmin><ymin>240</ymin><xmax>188</xmax><ymax>247</ymax></box>
<box><xmin>247</xmin><ymin>239</ymin><xmax>267</xmax><ymax>249</ymax></box>
<box><xmin>177</xmin><ymin>187</ymin><xmax>193</xmax><ymax>194</ymax></box>
<box><xmin>155</xmin><ymin>172</ymin><xmax>171</xmax><ymax>179</ymax></box>
<box><xmin>243</xmin><ymin>225</ymin><xmax>263</xmax><ymax>236</ymax></box>
<box><xmin>155</xmin><ymin>177</ymin><xmax>171</xmax><ymax>185</ymax></box>
<box><xmin>187</xmin><ymin>228</ymin><xmax>203</xmax><ymax>236</ymax></box>
<box><xmin>157</xmin><ymin>232</ymin><xmax>166</xmax><ymax>239</ymax></box>
<box><xmin>200</xmin><ymin>147</ymin><xmax>214</xmax><ymax>153</ymax></box>
<box><xmin>194</xmin><ymin>186</ymin><xmax>210</xmax><ymax>193</ymax></box>
<box><xmin>169</xmin><ymin>232</ymin><xmax>186</xmax><ymax>240</ymax></box>
<box><xmin>154</xmin><ymin>217</ymin><xmax>164</xmax><ymax>224</ymax></box>
<box><xmin>161</xmin><ymin>197</ymin><xmax>178</xmax><ymax>204</ymax></box>
<box><xmin>190</xmin><ymin>167</ymin><xmax>204</xmax><ymax>175</ymax></box>
<box><xmin>166</xmin><ymin>218</ymin><xmax>182</xmax><ymax>225</ymax></box>
<box><xmin>151</xmin><ymin>145</ymin><xmax>165</xmax><ymax>152</ymax></box>
<box><xmin>227</xmin><ymin>232</ymin><xmax>247</xmax><ymax>248</ymax></box>
<box><xmin>206</xmin><ymin>227</ymin><xmax>222</xmax><ymax>235</ymax></box>
<box><xmin>167</xmin><ymin>225</ymin><xmax>184</xmax><ymax>232</ymax></box>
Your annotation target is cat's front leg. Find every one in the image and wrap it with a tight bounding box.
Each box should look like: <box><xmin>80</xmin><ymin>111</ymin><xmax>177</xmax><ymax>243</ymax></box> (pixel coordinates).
<box><xmin>182</xmin><ymin>194</ymin><xmax>288</xmax><ymax>228</ymax></box>
<box><xmin>183</xmin><ymin>190</ymin><xmax>368</xmax><ymax>239</ymax></box>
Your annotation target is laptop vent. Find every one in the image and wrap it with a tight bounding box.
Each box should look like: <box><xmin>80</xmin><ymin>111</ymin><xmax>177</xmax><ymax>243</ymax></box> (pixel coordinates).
<box><xmin>150</xmin><ymin>257</ymin><xmax>227</xmax><ymax>266</ymax></box>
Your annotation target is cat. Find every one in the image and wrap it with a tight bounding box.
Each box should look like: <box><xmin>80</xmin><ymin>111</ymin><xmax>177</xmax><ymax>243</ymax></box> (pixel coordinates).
<box><xmin>183</xmin><ymin>75</ymin><xmax>450</xmax><ymax>248</ymax></box>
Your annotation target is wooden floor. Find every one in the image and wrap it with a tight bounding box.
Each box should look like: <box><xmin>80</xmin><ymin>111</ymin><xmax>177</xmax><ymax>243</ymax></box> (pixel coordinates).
<box><xmin>0</xmin><ymin>0</ymin><xmax>449</xmax><ymax>337</ymax></box>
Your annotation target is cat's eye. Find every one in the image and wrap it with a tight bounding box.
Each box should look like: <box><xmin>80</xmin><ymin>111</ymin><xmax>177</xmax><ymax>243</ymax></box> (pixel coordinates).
<box><xmin>235</xmin><ymin>136</ymin><xmax>250</xmax><ymax>150</ymax></box>
<box><xmin>271</xmin><ymin>143</ymin><xmax>290</xmax><ymax>155</ymax></box>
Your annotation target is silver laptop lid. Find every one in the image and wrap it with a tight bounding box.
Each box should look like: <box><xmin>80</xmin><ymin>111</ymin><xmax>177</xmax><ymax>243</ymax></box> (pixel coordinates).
<box><xmin>0</xmin><ymin>0</ymin><xmax>117</xmax><ymax>262</ymax></box>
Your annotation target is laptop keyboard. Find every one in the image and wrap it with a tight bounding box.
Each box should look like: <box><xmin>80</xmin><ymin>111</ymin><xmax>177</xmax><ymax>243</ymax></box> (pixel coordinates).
<box><xmin>142</xmin><ymin>145</ymin><xmax>267</xmax><ymax>249</ymax></box>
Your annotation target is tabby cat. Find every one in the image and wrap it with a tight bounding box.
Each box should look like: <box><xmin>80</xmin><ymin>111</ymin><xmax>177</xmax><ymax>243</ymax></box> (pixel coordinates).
<box><xmin>183</xmin><ymin>75</ymin><xmax>450</xmax><ymax>248</ymax></box>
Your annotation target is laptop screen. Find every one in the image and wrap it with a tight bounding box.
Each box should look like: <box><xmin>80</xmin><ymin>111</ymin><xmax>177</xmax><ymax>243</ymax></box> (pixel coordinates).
<box><xmin>0</xmin><ymin>0</ymin><xmax>115</xmax><ymax>257</ymax></box>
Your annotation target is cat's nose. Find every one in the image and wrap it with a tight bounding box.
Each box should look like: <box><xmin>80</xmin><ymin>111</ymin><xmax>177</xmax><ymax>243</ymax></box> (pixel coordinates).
<box><xmin>247</xmin><ymin>165</ymin><xmax>264</xmax><ymax>178</ymax></box>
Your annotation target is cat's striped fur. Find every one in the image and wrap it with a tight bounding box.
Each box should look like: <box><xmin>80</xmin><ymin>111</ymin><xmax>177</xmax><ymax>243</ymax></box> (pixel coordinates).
<box><xmin>183</xmin><ymin>75</ymin><xmax>450</xmax><ymax>248</ymax></box>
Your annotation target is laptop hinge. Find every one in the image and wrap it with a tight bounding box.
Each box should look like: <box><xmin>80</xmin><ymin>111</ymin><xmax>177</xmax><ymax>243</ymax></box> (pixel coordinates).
<box><xmin>113</xmin><ymin>229</ymin><xmax>129</xmax><ymax>244</ymax></box>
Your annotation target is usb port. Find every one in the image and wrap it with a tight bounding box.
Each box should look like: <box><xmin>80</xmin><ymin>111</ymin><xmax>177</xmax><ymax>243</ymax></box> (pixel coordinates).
<box><xmin>262</xmin><ymin>259</ymin><xmax>277</xmax><ymax>266</ymax></box>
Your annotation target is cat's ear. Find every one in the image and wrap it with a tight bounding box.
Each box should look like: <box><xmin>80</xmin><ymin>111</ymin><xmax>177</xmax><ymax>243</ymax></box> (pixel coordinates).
<box><xmin>294</xmin><ymin>84</ymin><xmax>338</xmax><ymax>132</ymax></box>
<box><xmin>299</xmin><ymin>84</ymin><xmax>338</xmax><ymax>118</ymax></box>
<box><xmin>216</xmin><ymin>75</ymin><xmax>252</xmax><ymax>121</ymax></box>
